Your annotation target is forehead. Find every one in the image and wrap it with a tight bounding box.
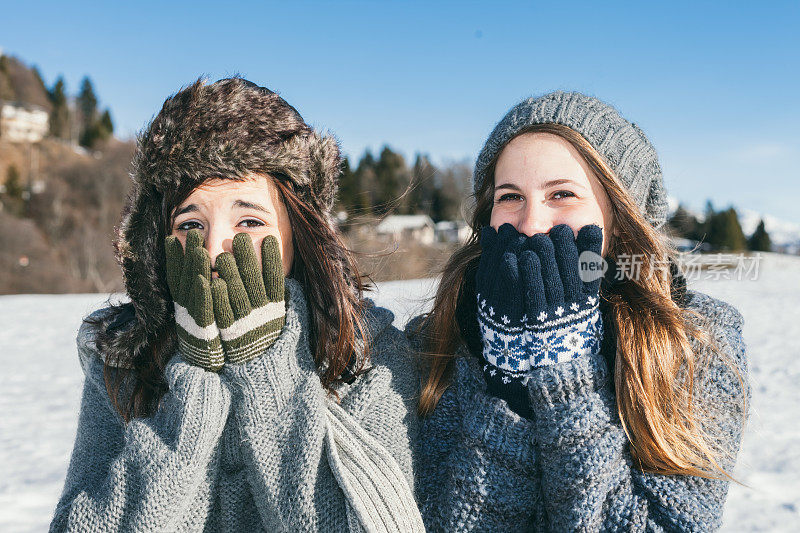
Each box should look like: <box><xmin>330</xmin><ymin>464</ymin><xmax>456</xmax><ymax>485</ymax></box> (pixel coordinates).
<box><xmin>182</xmin><ymin>175</ymin><xmax>278</xmax><ymax>205</ymax></box>
<box><xmin>495</xmin><ymin>132</ymin><xmax>593</xmax><ymax>186</ymax></box>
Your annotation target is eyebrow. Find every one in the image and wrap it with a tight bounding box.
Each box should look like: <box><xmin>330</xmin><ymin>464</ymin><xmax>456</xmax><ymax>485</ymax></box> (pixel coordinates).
<box><xmin>495</xmin><ymin>178</ymin><xmax>583</xmax><ymax>192</ymax></box>
<box><xmin>174</xmin><ymin>200</ymin><xmax>272</xmax><ymax>218</ymax></box>
<box><xmin>174</xmin><ymin>204</ymin><xmax>198</xmax><ymax>217</ymax></box>
<box><xmin>233</xmin><ymin>199</ymin><xmax>272</xmax><ymax>213</ymax></box>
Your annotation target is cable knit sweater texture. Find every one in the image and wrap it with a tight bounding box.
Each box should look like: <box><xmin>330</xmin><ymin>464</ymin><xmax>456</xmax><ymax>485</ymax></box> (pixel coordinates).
<box><xmin>410</xmin><ymin>287</ymin><xmax>750</xmax><ymax>532</ymax></box>
<box><xmin>50</xmin><ymin>278</ymin><xmax>423</xmax><ymax>532</ymax></box>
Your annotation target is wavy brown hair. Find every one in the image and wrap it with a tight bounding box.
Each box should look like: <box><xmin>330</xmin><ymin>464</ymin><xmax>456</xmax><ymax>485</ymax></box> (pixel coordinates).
<box><xmin>416</xmin><ymin>123</ymin><xmax>747</xmax><ymax>480</ymax></box>
<box><xmin>98</xmin><ymin>175</ymin><xmax>370</xmax><ymax>422</ymax></box>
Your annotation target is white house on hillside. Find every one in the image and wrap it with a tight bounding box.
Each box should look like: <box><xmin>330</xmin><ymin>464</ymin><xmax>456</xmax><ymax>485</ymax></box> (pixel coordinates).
<box><xmin>435</xmin><ymin>220</ymin><xmax>471</xmax><ymax>243</ymax></box>
<box><xmin>0</xmin><ymin>101</ymin><xmax>49</xmax><ymax>143</ymax></box>
<box><xmin>376</xmin><ymin>214</ymin><xmax>435</xmax><ymax>244</ymax></box>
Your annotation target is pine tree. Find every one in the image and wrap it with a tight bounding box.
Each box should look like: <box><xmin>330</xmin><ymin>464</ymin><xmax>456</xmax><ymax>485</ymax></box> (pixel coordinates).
<box><xmin>409</xmin><ymin>153</ymin><xmax>437</xmax><ymax>215</ymax></box>
<box><xmin>354</xmin><ymin>151</ymin><xmax>376</xmax><ymax>214</ymax></box>
<box><xmin>0</xmin><ymin>55</ymin><xmax>14</xmax><ymax>101</ymax></box>
<box><xmin>99</xmin><ymin>109</ymin><xmax>114</xmax><ymax>136</ymax></box>
<box><xmin>336</xmin><ymin>157</ymin><xmax>359</xmax><ymax>212</ymax></box>
<box><xmin>748</xmin><ymin>219</ymin><xmax>772</xmax><ymax>252</ymax></box>
<box><xmin>691</xmin><ymin>199</ymin><xmax>713</xmax><ymax>245</ymax></box>
<box><xmin>432</xmin><ymin>163</ymin><xmax>469</xmax><ymax>221</ymax></box>
<box><xmin>79</xmin><ymin>109</ymin><xmax>114</xmax><ymax>149</ymax></box>
<box><xmin>374</xmin><ymin>146</ymin><xmax>410</xmax><ymax>214</ymax></box>
<box><xmin>31</xmin><ymin>66</ymin><xmax>48</xmax><ymax>97</ymax></box>
<box><xmin>77</xmin><ymin>77</ymin><xmax>98</xmax><ymax>147</ymax></box>
<box><xmin>704</xmin><ymin>199</ymin><xmax>715</xmax><ymax>222</ymax></box>
<box><xmin>667</xmin><ymin>203</ymin><xmax>701</xmax><ymax>239</ymax></box>
<box><xmin>48</xmin><ymin>77</ymin><xmax>70</xmax><ymax>139</ymax></box>
<box><xmin>431</xmin><ymin>187</ymin><xmax>444</xmax><ymax>222</ymax></box>
<box><xmin>723</xmin><ymin>208</ymin><xmax>747</xmax><ymax>251</ymax></box>
<box><xmin>707</xmin><ymin>207</ymin><xmax>747</xmax><ymax>251</ymax></box>
<box><xmin>77</xmin><ymin>77</ymin><xmax>98</xmax><ymax>124</ymax></box>
<box><xmin>80</xmin><ymin>125</ymin><xmax>96</xmax><ymax>148</ymax></box>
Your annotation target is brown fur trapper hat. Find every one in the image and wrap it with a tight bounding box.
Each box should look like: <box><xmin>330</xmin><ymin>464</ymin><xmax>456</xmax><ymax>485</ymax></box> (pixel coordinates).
<box><xmin>98</xmin><ymin>77</ymin><xmax>342</xmax><ymax>370</ymax></box>
<box><xmin>133</xmin><ymin>76</ymin><xmax>341</xmax><ymax>217</ymax></box>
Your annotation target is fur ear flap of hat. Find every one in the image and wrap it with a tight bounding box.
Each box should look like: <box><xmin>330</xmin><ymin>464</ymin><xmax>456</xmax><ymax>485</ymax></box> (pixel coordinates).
<box><xmin>91</xmin><ymin>77</ymin><xmax>342</xmax><ymax>370</ymax></box>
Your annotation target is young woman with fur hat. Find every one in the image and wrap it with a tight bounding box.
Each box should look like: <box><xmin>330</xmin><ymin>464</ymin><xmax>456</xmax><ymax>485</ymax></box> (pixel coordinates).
<box><xmin>408</xmin><ymin>92</ymin><xmax>750</xmax><ymax>531</ymax></box>
<box><xmin>50</xmin><ymin>78</ymin><xmax>423</xmax><ymax>532</ymax></box>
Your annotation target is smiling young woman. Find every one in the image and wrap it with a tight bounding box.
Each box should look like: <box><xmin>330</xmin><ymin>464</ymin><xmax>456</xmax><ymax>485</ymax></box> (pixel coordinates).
<box><xmin>408</xmin><ymin>92</ymin><xmax>750</xmax><ymax>531</ymax></box>
<box><xmin>490</xmin><ymin>132</ymin><xmax>617</xmax><ymax>255</ymax></box>
<box><xmin>50</xmin><ymin>78</ymin><xmax>424</xmax><ymax>532</ymax></box>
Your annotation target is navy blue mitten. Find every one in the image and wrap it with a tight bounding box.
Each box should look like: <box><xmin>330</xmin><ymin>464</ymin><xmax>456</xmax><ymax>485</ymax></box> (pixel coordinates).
<box><xmin>519</xmin><ymin>224</ymin><xmax>604</xmax><ymax>367</ymax></box>
<box><xmin>475</xmin><ymin>224</ymin><xmax>532</xmax><ymax>416</ymax></box>
<box><xmin>476</xmin><ymin>224</ymin><xmax>528</xmax><ymax>377</ymax></box>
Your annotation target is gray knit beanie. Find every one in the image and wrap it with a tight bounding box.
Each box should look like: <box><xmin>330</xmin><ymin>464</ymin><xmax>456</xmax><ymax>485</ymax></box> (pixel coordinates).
<box><xmin>474</xmin><ymin>91</ymin><xmax>669</xmax><ymax>229</ymax></box>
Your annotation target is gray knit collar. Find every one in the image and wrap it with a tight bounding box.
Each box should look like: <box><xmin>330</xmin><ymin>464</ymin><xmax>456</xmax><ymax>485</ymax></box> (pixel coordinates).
<box><xmin>258</xmin><ymin>278</ymin><xmax>395</xmax><ymax>378</ymax></box>
<box><xmin>262</xmin><ymin>277</ymin><xmax>315</xmax><ymax>371</ymax></box>
<box><xmin>93</xmin><ymin>277</ymin><xmax>395</xmax><ymax>379</ymax></box>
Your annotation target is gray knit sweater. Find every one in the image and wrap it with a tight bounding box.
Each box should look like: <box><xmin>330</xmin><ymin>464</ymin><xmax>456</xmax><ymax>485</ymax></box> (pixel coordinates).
<box><xmin>410</xmin><ymin>288</ymin><xmax>750</xmax><ymax>532</ymax></box>
<box><xmin>50</xmin><ymin>278</ymin><xmax>423</xmax><ymax>532</ymax></box>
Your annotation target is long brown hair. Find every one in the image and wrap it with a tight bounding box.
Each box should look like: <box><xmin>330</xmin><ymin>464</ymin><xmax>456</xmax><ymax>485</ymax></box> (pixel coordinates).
<box><xmin>417</xmin><ymin>123</ymin><xmax>747</xmax><ymax>480</ymax></box>
<box><xmin>101</xmin><ymin>174</ymin><xmax>370</xmax><ymax>422</ymax></box>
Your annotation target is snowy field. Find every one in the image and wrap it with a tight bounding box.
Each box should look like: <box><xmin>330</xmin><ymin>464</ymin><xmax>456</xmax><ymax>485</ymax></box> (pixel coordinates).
<box><xmin>0</xmin><ymin>256</ymin><xmax>798</xmax><ymax>532</ymax></box>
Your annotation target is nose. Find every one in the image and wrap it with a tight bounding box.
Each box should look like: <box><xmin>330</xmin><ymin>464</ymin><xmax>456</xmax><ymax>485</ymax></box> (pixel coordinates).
<box><xmin>517</xmin><ymin>206</ymin><xmax>553</xmax><ymax>237</ymax></box>
<box><xmin>204</xmin><ymin>226</ymin><xmax>234</xmax><ymax>270</ymax></box>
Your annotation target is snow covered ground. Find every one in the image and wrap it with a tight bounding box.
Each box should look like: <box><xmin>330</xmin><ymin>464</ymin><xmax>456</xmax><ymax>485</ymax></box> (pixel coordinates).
<box><xmin>0</xmin><ymin>255</ymin><xmax>797</xmax><ymax>532</ymax></box>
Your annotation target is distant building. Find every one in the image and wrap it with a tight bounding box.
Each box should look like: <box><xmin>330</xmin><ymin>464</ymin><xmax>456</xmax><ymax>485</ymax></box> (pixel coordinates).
<box><xmin>376</xmin><ymin>214</ymin><xmax>435</xmax><ymax>244</ymax></box>
<box><xmin>0</xmin><ymin>101</ymin><xmax>49</xmax><ymax>143</ymax></box>
<box><xmin>435</xmin><ymin>220</ymin><xmax>472</xmax><ymax>243</ymax></box>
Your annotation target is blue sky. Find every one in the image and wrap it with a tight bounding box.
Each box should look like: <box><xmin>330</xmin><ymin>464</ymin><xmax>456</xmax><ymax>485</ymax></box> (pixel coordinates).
<box><xmin>3</xmin><ymin>1</ymin><xmax>799</xmax><ymax>223</ymax></box>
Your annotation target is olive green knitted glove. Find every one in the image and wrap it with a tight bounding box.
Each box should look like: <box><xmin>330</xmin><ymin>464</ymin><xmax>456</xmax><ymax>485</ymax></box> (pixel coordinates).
<box><xmin>165</xmin><ymin>229</ymin><xmax>224</xmax><ymax>372</ymax></box>
<box><xmin>210</xmin><ymin>233</ymin><xmax>287</xmax><ymax>365</ymax></box>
